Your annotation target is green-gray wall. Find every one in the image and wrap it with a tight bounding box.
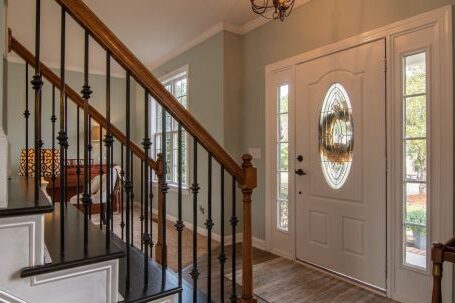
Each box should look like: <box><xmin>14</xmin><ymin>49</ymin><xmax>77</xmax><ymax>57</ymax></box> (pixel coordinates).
<box><xmin>7</xmin><ymin>62</ymin><xmax>132</xmax><ymax>176</ymax></box>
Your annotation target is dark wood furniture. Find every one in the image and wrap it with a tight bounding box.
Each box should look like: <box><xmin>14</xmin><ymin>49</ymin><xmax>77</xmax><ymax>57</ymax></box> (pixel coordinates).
<box><xmin>431</xmin><ymin>237</ymin><xmax>455</xmax><ymax>302</ymax></box>
<box><xmin>46</xmin><ymin>162</ymin><xmax>120</xmax><ymax>214</ymax></box>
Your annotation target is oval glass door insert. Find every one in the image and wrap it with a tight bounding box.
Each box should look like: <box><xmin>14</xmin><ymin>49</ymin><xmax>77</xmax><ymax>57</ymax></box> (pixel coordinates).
<box><xmin>319</xmin><ymin>83</ymin><xmax>354</xmax><ymax>189</ymax></box>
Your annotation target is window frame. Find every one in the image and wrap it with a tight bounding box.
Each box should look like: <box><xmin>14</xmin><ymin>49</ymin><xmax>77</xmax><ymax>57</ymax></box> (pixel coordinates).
<box><xmin>150</xmin><ymin>65</ymin><xmax>190</xmax><ymax>190</ymax></box>
<box><xmin>276</xmin><ymin>82</ymin><xmax>290</xmax><ymax>233</ymax></box>
<box><xmin>401</xmin><ymin>49</ymin><xmax>431</xmax><ymax>273</ymax></box>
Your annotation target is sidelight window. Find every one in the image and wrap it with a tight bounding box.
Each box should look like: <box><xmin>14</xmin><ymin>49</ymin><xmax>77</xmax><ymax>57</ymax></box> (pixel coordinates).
<box><xmin>276</xmin><ymin>84</ymin><xmax>289</xmax><ymax>231</ymax></box>
<box><xmin>402</xmin><ymin>52</ymin><xmax>428</xmax><ymax>270</ymax></box>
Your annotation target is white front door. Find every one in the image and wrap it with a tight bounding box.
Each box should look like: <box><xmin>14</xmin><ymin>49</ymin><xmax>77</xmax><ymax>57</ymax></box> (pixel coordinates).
<box><xmin>295</xmin><ymin>39</ymin><xmax>386</xmax><ymax>289</ymax></box>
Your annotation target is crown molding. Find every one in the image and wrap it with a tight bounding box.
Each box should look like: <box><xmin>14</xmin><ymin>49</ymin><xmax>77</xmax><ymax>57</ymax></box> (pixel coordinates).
<box><xmin>149</xmin><ymin>0</ymin><xmax>311</xmax><ymax>70</ymax></box>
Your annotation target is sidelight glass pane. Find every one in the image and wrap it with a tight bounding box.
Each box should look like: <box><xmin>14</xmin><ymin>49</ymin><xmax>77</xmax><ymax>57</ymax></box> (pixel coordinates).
<box><xmin>405</xmin><ymin>96</ymin><xmax>426</xmax><ymax>138</ymax></box>
<box><xmin>405</xmin><ymin>53</ymin><xmax>426</xmax><ymax>96</ymax></box>
<box><xmin>278</xmin><ymin>114</ymin><xmax>288</xmax><ymax>142</ymax></box>
<box><xmin>278</xmin><ymin>143</ymin><xmax>289</xmax><ymax>171</ymax></box>
<box><xmin>403</xmin><ymin>52</ymin><xmax>428</xmax><ymax>270</ymax></box>
<box><xmin>277</xmin><ymin>200</ymin><xmax>289</xmax><ymax>231</ymax></box>
<box><xmin>278</xmin><ymin>172</ymin><xmax>288</xmax><ymax>200</ymax></box>
<box><xmin>405</xmin><ymin>140</ymin><xmax>426</xmax><ymax>182</ymax></box>
<box><xmin>279</xmin><ymin>84</ymin><xmax>289</xmax><ymax>113</ymax></box>
<box><xmin>404</xmin><ymin>182</ymin><xmax>427</xmax><ymax>269</ymax></box>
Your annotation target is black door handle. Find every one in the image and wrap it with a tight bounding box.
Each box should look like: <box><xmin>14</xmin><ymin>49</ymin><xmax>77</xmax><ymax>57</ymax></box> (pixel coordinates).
<box><xmin>295</xmin><ymin>169</ymin><xmax>306</xmax><ymax>176</ymax></box>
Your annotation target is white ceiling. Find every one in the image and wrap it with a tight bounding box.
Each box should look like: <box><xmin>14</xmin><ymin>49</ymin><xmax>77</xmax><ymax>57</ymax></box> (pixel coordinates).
<box><xmin>7</xmin><ymin>0</ymin><xmax>259</xmax><ymax>75</ymax></box>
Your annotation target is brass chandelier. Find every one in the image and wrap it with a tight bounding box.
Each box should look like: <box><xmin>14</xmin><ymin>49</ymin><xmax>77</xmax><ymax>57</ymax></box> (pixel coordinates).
<box><xmin>250</xmin><ymin>0</ymin><xmax>295</xmax><ymax>21</ymax></box>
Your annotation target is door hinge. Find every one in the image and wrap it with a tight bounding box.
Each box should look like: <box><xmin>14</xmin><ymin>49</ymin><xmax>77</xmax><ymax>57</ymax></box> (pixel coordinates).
<box><xmin>384</xmin><ymin>58</ymin><xmax>388</xmax><ymax>73</ymax></box>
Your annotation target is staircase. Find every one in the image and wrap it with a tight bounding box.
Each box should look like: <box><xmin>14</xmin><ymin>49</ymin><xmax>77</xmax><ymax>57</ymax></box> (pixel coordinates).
<box><xmin>0</xmin><ymin>1</ymin><xmax>257</xmax><ymax>302</ymax></box>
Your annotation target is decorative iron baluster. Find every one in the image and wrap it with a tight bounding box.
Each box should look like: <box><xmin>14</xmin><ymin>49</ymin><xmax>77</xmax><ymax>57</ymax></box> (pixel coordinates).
<box><xmin>140</xmin><ymin>160</ymin><xmax>144</xmax><ymax>251</ymax></box>
<box><xmin>176</xmin><ymin>123</ymin><xmax>184</xmax><ymax>302</ymax></box>
<box><xmin>81</xmin><ymin>30</ymin><xmax>93</xmax><ymax>251</ymax></box>
<box><xmin>24</xmin><ymin>63</ymin><xmax>30</xmax><ymax>177</ymax></box>
<box><xmin>105</xmin><ymin>51</ymin><xmax>113</xmax><ymax>248</ymax></box>
<box><xmin>76</xmin><ymin>106</ymin><xmax>80</xmax><ymax>208</ymax></box>
<box><xmin>64</xmin><ymin>95</ymin><xmax>68</xmax><ymax>206</ymax></box>
<box><xmin>32</xmin><ymin>0</ymin><xmax>43</xmax><ymax>202</ymax></box>
<box><xmin>161</xmin><ymin>107</ymin><xmax>169</xmax><ymax>274</ymax></box>
<box><xmin>206</xmin><ymin>154</ymin><xmax>213</xmax><ymax>302</ymax></box>
<box><xmin>230</xmin><ymin>176</ymin><xmax>238</xmax><ymax>303</ymax></box>
<box><xmin>120</xmin><ymin>143</ymin><xmax>125</xmax><ymax>240</ymax></box>
<box><xmin>99</xmin><ymin>126</ymin><xmax>103</xmax><ymax>229</ymax></box>
<box><xmin>130</xmin><ymin>150</ymin><xmax>134</xmax><ymax>247</ymax></box>
<box><xmin>190</xmin><ymin>138</ymin><xmax>200</xmax><ymax>302</ymax></box>
<box><xmin>51</xmin><ymin>85</ymin><xmax>56</xmax><ymax>205</ymax></box>
<box><xmin>142</xmin><ymin>90</ymin><xmax>151</xmax><ymax>285</ymax></box>
<box><xmin>125</xmin><ymin>72</ymin><xmax>132</xmax><ymax>290</ymax></box>
<box><xmin>57</xmin><ymin>7</ymin><xmax>67</xmax><ymax>256</ymax></box>
<box><xmin>219</xmin><ymin>166</ymin><xmax>226</xmax><ymax>302</ymax></box>
<box><xmin>88</xmin><ymin>116</ymin><xmax>92</xmax><ymax>219</ymax></box>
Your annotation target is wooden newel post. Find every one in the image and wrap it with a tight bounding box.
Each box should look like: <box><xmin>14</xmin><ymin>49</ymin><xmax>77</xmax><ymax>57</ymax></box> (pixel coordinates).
<box><xmin>431</xmin><ymin>242</ymin><xmax>444</xmax><ymax>303</ymax></box>
<box><xmin>155</xmin><ymin>153</ymin><xmax>166</xmax><ymax>265</ymax></box>
<box><xmin>240</xmin><ymin>154</ymin><xmax>257</xmax><ymax>303</ymax></box>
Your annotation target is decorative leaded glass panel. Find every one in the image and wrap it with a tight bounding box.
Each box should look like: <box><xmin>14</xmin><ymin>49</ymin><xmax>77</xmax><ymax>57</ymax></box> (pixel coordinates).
<box><xmin>319</xmin><ymin>83</ymin><xmax>354</xmax><ymax>189</ymax></box>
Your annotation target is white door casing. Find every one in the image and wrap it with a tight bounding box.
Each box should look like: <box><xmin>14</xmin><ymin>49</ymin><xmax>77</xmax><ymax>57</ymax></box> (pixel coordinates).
<box><xmin>294</xmin><ymin>39</ymin><xmax>386</xmax><ymax>290</ymax></box>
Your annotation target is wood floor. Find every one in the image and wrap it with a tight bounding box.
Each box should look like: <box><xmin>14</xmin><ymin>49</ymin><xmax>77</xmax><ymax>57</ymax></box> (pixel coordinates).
<box><xmin>93</xmin><ymin>208</ymin><xmax>396</xmax><ymax>302</ymax></box>
<box><xmin>182</xmin><ymin>244</ymin><xmax>397</xmax><ymax>303</ymax></box>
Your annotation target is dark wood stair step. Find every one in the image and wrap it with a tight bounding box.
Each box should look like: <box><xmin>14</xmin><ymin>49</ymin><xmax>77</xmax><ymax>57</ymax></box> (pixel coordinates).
<box><xmin>0</xmin><ymin>177</ymin><xmax>53</xmax><ymax>218</ymax></box>
<box><xmin>21</xmin><ymin>203</ymin><xmax>124</xmax><ymax>277</ymax></box>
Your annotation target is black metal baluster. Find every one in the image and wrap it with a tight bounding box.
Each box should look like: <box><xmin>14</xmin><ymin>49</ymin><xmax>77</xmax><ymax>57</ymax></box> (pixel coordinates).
<box><xmin>105</xmin><ymin>51</ymin><xmax>113</xmax><ymax>248</ymax></box>
<box><xmin>110</xmin><ymin>140</ymin><xmax>115</xmax><ymax>233</ymax></box>
<box><xmin>32</xmin><ymin>0</ymin><xmax>43</xmax><ymax>202</ymax></box>
<box><xmin>190</xmin><ymin>138</ymin><xmax>200</xmax><ymax>302</ymax></box>
<box><xmin>140</xmin><ymin>160</ymin><xmax>144</xmax><ymax>251</ymax></box>
<box><xmin>64</xmin><ymin>95</ymin><xmax>68</xmax><ymax>206</ymax></box>
<box><xmin>24</xmin><ymin>63</ymin><xmax>30</xmax><ymax>177</ymax></box>
<box><xmin>125</xmin><ymin>72</ymin><xmax>132</xmax><ymax>290</ymax></box>
<box><xmin>176</xmin><ymin>124</ymin><xmax>184</xmax><ymax>303</ymax></box>
<box><xmin>230</xmin><ymin>176</ymin><xmax>238</xmax><ymax>303</ymax></box>
<box><xmin>76</xmin><ymin>107</ymin><xmax>80</xmax><ymax>208</ymax></box>
<box><xmin>219</xmin><ymin>166</ymin><xmax>226</xmax><ymax>302</ymax></box>
<box><xmin>99</xmin><ymin>127</ymin><xmax>104</xmax><ymax>229</ymax></box>
<box><xmin>161</xmin><ymin>107</ymin><xmax>169</xmax><ymax>275</ymax></box>
<box><xmin>57</xmin><ymin>7</ymin><xmax>67</xmax><ymax>255</ymax></box>
<box><xmin>50</xmin><ymin>85</ymin><xmax>56</xmax><ymax>205</ymax></box>
<box><xmin>88</xmin><ymin>116</ymin><xmax>92</xmax><ymax>219</ymax></box>
<box><xmin>120</xmin><ymin>143</ymin><xmax>125</xmax><ymax>240</ymax></box>
<box><xmin>130</xmin><ymin>151</ymin><xmax>134</xmax><ymax>247</ymax></box>
<box><xmin>142</xmin><ymin>91</ymin><xmax>152</xmax><ymax>286</ymax></box>
<box><xmin>206</xmin><ymin>154</ymin><xmax>213</xmax><ymax>302</ymax></box>
<box><xmin>81</xmin><ymin>30</ymin><xmax>93</xmax><ymax>251</ymax></box>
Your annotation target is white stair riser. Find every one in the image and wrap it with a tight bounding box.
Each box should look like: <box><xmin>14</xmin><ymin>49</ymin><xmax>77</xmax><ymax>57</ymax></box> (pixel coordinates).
<box><xmin>0</xmin><ymin>214</ymin><xmax>119</xmax><ymax>303</ymax></box>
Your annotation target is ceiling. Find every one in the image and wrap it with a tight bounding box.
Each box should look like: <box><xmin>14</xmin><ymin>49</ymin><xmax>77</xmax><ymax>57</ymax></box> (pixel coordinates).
<box><xmin>7</xmin><ymin>0</ymin><xmax>260</xmax><ymax>75</ymax></box>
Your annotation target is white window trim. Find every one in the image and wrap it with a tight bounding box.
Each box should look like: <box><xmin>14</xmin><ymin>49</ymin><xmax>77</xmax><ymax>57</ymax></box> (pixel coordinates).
<box><xmin>150</xmin><ymin>65</ymin><xmax>190</xmax><ymax>193</ymax></box>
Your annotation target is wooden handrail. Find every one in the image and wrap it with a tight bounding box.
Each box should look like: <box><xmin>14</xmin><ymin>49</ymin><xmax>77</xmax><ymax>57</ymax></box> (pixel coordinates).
<box><xmin>9</xmin><ymin>31</ymin><xmax>158</xmax><ymax>171</ymax></box>
<box><xmin>55</xmin><ymin>0</ymin><xmax>245</xmax><ymax>184</ymax></box>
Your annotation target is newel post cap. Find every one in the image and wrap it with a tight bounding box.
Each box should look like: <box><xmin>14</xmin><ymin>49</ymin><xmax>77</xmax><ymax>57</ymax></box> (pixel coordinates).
<box><xmin>241</xmin><ymin>154</ymin><xmax>257</xmax><ymax>190</ymax></box>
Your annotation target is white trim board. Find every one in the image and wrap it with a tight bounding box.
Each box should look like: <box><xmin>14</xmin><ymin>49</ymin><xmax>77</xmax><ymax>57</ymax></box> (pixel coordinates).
<box><xmin>264</xmin><ymin>5</ymin><xmax>453</xmax><ymax>303</ymax></box>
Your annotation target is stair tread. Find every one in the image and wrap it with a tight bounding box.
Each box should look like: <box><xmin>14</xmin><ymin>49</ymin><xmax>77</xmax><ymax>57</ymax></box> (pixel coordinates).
<box><xmin>0</xmin><ymin>177</ymin><xmax>53</xmax><ymax>218</ymax></box>
<box><xmin>21</xmin><ymin>203</ymin><xmax>124</xmax><ymax>277</ymax></box>
<box><xmin>114</xmin><ymin>236</ymin><xmax>209</xmax><ymax>303</ymax></box>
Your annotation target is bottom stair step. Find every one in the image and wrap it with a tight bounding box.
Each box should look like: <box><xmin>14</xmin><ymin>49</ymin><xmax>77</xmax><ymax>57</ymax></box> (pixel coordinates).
<box><xmin>113</xmin><ymin>235</ymin><xmax>209</xmax><ymax>303</ymax></box>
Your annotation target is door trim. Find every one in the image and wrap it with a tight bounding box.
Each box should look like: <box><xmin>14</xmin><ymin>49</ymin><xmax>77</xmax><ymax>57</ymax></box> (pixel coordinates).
<box><xmin>264</xmin><ymin>5</ymin><xmax>452</xmax><ymax>301</ymax></box>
